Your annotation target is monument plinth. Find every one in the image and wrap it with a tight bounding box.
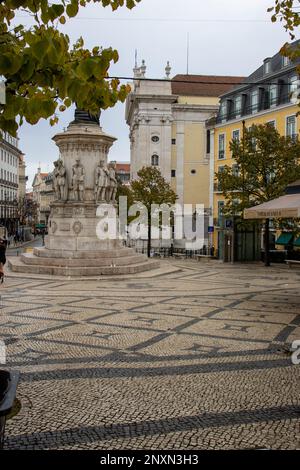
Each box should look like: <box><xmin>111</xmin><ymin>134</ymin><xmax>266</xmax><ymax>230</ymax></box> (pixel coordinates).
<box><xmin>9</xmin><ymin>111</ymin><xmax>159</xmax><ymax>277</ymax></box>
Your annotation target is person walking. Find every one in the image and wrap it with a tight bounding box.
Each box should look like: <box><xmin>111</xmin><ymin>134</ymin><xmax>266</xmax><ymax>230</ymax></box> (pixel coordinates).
<box><xmin>0</xmin><ymin>236</ymin><xmax>8</xmax><ymax>283</ymax></box>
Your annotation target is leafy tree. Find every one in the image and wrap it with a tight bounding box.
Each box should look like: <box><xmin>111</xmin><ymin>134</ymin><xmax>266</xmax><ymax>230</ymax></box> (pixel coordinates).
<box><xmin>17</xmin><ymin>194</ymin><xmax>38</xmax><ymax>226</ymax></box>
<box><xmin>0</xmin><ymin>0</ymin><xmax>141</xmax><ymax>135</ymax></box>
<box><xmin>216</xmin><ymin>123</ymin><xmax>300</xmax><ymax>266</ymax></box>
<box><xmin>268</xmin><ymin>1</ymin><xmax>300</xmax><ymax>40</ymax></box>
<box><xmin>268</xmin><ymin>1</ymin><xmax>300</xmax><ymax>62</ymax></box>
<box><xmin>131</xmin><ymin>166</ymin><xmax>177</xmax><ymax>257</ymax></box>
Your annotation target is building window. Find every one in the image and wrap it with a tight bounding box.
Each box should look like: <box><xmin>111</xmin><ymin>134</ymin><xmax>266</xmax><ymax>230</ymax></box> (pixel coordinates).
<box><xmin>217</xmin><ymin>201</ymin><xmax>224</xmax><ymax>226</ymax></box>
<box><xmin>218</xmin><ymin>134</ymin><xmax>225</xmax><ymax>159</ymax></box>
<box><xmin>171</xmin><ymin>169</ymin><xmax>176</xmax><ymax>177</ymax></box>
<box><xmin>217</xmin><ymin>166</ymin><xmax>225</xmax><ymax>191</ymax></box>
<box><xmin>289</xmin><ymin>75</ymin><xmax>298</xmax><ymax>101</ymax></box>
<box><xmin>232</xmin><ymin>164</ymin><xmax>240</xmax><ymax>177</ymax></box>
<box><xmin>220</xmin><ymin>101</ymin><xmax>227</xmax><ymax>121</ymax></box>
<box><xmin>267</xmin><ymin>120</ymin><xmax>276</xmax><ymax>128</ymax></box>
<box><xmin>235</xmin><ymin>96</ymin><xmax>242</xmax><ymax>116</ymax></box>
<box><xmin>264</xmin><ymin>60</ymin><xmax>271</xmax><ymax>75</ymax></box>
<box><xmin>283</xmin><ymin>56</ymin><xmax>290</xmax><ymax>67</ymax></box>
<box><xmin>151</xmin><ymin>154</ymin><xmax>159</xmax><ymax>166</ymax></box>
<box><xmin>172</xmin><ymin>138</ymin><xmax>176</xmax><ymax>145</ymax></box>
<box><xmin>206</xmin><ymin>130</ymin><xmax>211</xmax><ymax>154</ymax></box>
<box><xmin>251</xmin><ymin>90</ymin><xmax>259</xmax><ymax>113</ymax></box>
<box><xmin>269</xmin><ymin>84</ymin><xmax>277</xmax><ymax>106</ymax></box>
<box><xmin>232</xmin><ymin>129</ymin><xmax>240</xmax><ymax>142</ymax></box>
<box><xmin>151</xmin><ymin>135</ymin><xmax>159</xmax><ymax>143</ymax></box>
<box><xmin>191</xmin><ymin>169</ymin><xmax>196</xmax><ymax>175</ymax></box>
<box><xmin>286</xmin><ymin>115</ymin><xmax>297</xmax><ymax>140</ymax></box>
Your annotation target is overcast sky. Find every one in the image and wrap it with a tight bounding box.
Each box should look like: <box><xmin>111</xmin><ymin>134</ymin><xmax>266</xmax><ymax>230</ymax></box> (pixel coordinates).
<box><xmin>15</xmin><ymin>0</ymin><xmax>297</xmax><ymax>187</ymax></box>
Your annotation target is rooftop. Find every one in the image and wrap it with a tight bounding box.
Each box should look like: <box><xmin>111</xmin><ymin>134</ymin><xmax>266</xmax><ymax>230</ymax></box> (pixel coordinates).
<box><xmin>172</xmin><ymin>75</ymin><xmax>245</xmax><ymax>97</ymax></box>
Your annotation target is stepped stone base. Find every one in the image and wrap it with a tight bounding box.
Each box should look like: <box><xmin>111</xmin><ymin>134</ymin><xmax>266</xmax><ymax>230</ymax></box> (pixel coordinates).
<box><xmin>8</xmin><ymin>246</ymin><xmax>159</xmax><ymax>277</ymax></box>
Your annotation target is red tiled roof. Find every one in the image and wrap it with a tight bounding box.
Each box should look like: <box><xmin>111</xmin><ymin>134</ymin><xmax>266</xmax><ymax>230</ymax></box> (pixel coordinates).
<box><xmin>172</xmin><ymin>75</ymin><xmax>245</xmax><ymax>98</ymax></box>
<box><xmin>116</xmin><ymin>163</ymin><xmax>130</xmax><ymax>172</ymax></box>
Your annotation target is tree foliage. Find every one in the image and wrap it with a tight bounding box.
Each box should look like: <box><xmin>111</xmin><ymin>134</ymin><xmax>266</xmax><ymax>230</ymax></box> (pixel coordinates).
<box><xmin>268</xmin><ymin>0</ymin><xmax>300</xmax><ymax>59</ymax></box>
<box><xmin>131</xmin><ymin>166</ymin><xmax>177</xmax><ymax>209</ymax></box>
<box><xmin>131</xmin><ymin>166</ymin><xmax>177</xmax><ymax>256</ymax></box>
<box><xmin>0</xmin><ymin>0</ymin><xmax>141</xmax><ymax>135</ymax></box>
<box><xmin>216</xmin><ymin>123</ymin><xmax>300</xmax><ymax>223</ymax></box>
<box><xmin>268</xmin><ymin>1</ymin><xmax>300</xmax><ymax>39</ymax></box>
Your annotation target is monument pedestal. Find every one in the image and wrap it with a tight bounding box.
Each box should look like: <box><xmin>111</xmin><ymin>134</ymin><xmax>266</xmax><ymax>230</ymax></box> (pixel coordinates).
<box><xmin>8</xmin><ymin>113</ymin><xmax>159</xmax><ymax>277</ymax></box>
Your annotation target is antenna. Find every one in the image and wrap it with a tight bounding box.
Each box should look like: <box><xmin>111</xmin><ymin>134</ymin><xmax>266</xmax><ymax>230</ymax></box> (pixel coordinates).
<box><xmin>186</xmin><ymin>33</ymin><xmax>190</xmax><ymax>75</ymax></box>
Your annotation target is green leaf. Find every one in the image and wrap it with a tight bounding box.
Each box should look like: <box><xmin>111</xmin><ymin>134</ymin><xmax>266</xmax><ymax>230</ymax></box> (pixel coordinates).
<box><xmin>0</xmin><ymin>53</ymin><xmax>22</xmax><ymax>75</ymax></box>
<box><xmin>66</xmin><ymin>2</ymin><xmax>79</xmax><ymax>18</ymax></box>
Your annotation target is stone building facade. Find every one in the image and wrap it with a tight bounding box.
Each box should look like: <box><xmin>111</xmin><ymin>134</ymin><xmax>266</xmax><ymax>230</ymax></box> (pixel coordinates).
<box><xmin>125</xmin><ymin>62</ymin><xmax>243</xmax><ymax>247</ymax></box>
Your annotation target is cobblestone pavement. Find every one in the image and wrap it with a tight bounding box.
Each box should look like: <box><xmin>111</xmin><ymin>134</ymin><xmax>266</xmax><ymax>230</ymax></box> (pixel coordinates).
<box><xmin>1</xmin><ymin>260</ymin><xmax>300</xmax><ymax>450</ymax></box>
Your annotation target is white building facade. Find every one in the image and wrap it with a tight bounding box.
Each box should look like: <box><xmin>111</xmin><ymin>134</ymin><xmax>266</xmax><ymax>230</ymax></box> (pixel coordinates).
<box><xmin>0</xmin><ymin>130</ymin><xmax>24</xmax><ymax>234</ymax></box>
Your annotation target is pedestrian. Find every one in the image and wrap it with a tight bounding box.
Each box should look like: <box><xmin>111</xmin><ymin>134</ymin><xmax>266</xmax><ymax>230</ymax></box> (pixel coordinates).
<box><xmin>0</xmin><ymin>236</ymin><xmax>8</xmax><ymax>283</ymax></box>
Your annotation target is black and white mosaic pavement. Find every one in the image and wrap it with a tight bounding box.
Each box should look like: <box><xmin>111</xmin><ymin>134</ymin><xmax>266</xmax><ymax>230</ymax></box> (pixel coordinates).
<box><xmin>1</xmin><ymin>260</ymin><xmax>300</xmax><ymax>449</ymax></box>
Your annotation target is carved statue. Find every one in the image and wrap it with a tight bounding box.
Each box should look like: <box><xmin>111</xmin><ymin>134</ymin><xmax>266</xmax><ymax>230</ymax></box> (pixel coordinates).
<box><xmin>57</xmin><ymin>160</ymin><xmax>68</xmax><ymax>201</ymax></box>
<box><xmin>53</xmin><ymin>159</ymin><xmax>68</xmax><ymax>201</ymax></box>
<box><xmin>53</xmin><ymin>160</ymin><xmax>60</xmax><ymax>200</ymax></box>
<box><xmin>72</xmin><ymin>158</ymin><xmax>85</xmax><ymax>202</ymax></box>
<box><xmin>106</xmin><ymin>161</ymin><xmax>118</xmax><ymax>203</ymax></box>
<box><xmin>95</xmin><ymin>160</ymin><xmax>109</xmax><ymax>202</ymax></box>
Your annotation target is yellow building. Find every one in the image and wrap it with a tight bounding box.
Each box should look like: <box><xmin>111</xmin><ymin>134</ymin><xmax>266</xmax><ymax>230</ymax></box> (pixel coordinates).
<box><xmin>126</xmin><ymin>61</ymin><xmax>242</xmax><ymax>247</ymax></box>
<box><xmin>211</xmin><ymin>44</ymin><xmax>300</xmax><ymax>261</ymax></box>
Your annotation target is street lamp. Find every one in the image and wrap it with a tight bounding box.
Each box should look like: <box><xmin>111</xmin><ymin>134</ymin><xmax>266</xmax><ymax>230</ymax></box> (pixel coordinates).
<box><xmin>3</xmin><ymin>191</ymin><xmax>8</xmax><ymax>234</ymax></box>
<box><xmin>13</xmin><ymin>197</ymin><xmax>18</xmax><ymax>234</ymax></box>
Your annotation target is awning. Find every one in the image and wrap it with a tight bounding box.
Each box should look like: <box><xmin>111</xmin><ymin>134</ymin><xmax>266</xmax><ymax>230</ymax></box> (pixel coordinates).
<box><xmin>244</xmin><ymin>193</ymin><xmax>300</xmax><ymax>219</ymax></box>
<box><xmin>275</xmin><ymin>233</ymin><xmax>293</xmax><ymax>245</ymax></box>
<box><xmin>294</xmin><ymin>237</ymin><xmax>300</xmax><ymax>247</ymax></box>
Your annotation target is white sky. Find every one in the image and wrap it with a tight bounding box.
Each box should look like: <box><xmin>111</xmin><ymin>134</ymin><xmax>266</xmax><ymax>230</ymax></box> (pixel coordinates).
<box><xmin>15</xmin><ymin>0</ymin><xmax>297</xmax><ymax>187</ymax></box>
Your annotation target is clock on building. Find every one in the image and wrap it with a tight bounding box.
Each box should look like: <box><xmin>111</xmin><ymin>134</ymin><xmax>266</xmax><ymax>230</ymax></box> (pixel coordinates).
<box><xmin>151</xmin><ymin>136</ymin><xmax>159</xmax><ymax>143</ymax></box>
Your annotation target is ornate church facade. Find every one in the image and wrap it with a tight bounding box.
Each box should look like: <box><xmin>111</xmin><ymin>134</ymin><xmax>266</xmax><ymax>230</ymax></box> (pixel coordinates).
<box><xmin>125</xmin><ymin>62</ymin><xmax>243</xmax><ymax>246</ymax></box>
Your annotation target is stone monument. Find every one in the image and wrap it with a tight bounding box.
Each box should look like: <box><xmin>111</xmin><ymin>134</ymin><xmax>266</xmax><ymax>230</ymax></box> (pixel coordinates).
<box><xmin>9</xmin><ymin>109</ymin><xmax>159</xmax><ymax>276</ymax></box>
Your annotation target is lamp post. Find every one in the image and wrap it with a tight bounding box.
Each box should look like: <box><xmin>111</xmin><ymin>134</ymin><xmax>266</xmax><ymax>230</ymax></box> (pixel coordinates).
<box><xmin>3</xmin><ymin>191</ymin><xmax>8</xmax><ymax>234</ymax></box>
<box><xmin>13</xmin><ymin>197</ymin><xmax>18</xmax><ymax>234</ymax></box>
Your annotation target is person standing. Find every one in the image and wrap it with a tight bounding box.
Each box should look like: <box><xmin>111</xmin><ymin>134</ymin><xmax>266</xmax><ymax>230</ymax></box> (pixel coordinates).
<box><xmin>0</xmin><ymin>236</ymin><xmax>8</xmax><ymax>283</ymax></box>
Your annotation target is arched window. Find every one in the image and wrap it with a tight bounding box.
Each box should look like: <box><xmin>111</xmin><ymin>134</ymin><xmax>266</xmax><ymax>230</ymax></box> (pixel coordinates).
<box><xmin>151</xmin><ymin>154</ymin><xmax>159</xmax><ymax>166</ymax></box>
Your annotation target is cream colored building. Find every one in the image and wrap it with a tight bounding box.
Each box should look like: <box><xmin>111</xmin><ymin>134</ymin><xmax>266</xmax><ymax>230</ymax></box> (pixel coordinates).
<box><xmin>32</xmin><ymin>168</ymin><xmax>55</xmax><ymax>225</ymax></box>
<box><xmin>18</xmin><ymin>154</ymin><xmax>27</xmax><ymax>199</ymax></box>
<box><xmin>125</xmin><ymin>62</ymin><xmax>243</xmax><ymax>246</ymax></box>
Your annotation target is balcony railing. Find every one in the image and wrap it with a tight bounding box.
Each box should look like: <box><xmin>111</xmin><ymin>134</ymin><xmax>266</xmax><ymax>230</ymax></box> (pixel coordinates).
<box><xmin>216</xmin><ymin>92</ymin><xmax>294</xmax><ymax>124</ymax></box>
<box><xmin>0</xmin><ymin>179</ymin><xmax>18</xmax><ymax>188</ymax></box>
